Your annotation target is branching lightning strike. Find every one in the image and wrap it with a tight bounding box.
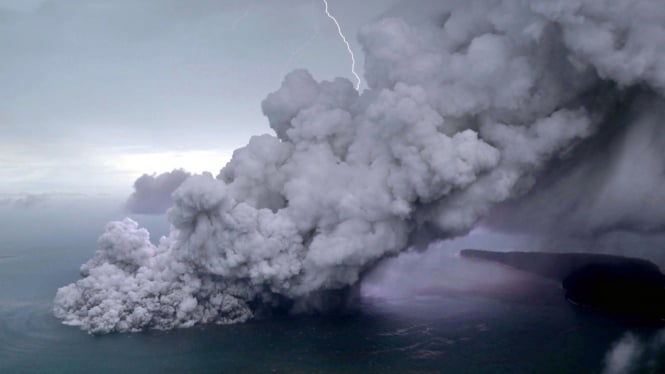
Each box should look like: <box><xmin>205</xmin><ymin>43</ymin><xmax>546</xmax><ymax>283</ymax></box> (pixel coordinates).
<box><xmin>322</xmin><ymin>0</ymin><xmax>362</xmax><ymax>91</ymax></box>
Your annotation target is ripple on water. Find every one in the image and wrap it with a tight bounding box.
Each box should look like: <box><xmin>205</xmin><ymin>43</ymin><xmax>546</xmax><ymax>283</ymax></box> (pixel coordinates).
<box><xmin>0</xmin><ymin>302</ymin><xmax>74</xmax><ymax>368</ymax></box>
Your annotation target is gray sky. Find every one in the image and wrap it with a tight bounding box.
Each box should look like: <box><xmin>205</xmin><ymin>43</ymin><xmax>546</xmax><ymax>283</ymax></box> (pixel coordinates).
<box><xmin>0</xmin><ymin>0</ymin><xmax>398</xmax><ymax>195</ymax></box>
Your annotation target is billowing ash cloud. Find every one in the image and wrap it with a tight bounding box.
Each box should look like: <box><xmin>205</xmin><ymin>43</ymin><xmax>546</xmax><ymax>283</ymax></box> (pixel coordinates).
<box><xmin>54</xmin><ymin>0</ymin><xmax>665</xmax><ymax>333</ymax></box>
<box><xmin>485</xmin><ymin>93</ymin><xmax>665</xmax><ymax>237</ymax></box>
<box><xmin>125</xmin><ymin>169</ymin><xmax>191</xmax><ymax>214</ymax></box>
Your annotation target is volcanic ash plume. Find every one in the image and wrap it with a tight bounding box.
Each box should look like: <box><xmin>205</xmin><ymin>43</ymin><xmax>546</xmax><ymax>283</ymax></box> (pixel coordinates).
<box><xmin>126</xmin><ymin>169</ymin><xmax>191</xmax><ymax>215</ymax></box>
<box><xmin>54</xmin><ymin>0</ymin><xmax>665</xmax><ymax>333</ymax></box>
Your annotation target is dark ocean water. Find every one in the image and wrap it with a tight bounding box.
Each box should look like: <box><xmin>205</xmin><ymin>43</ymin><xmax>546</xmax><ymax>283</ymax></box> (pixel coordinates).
<box><xmin>0</xmin><ymin>199</ymin><xmax>660</xmax><ymax>373</ymax></box>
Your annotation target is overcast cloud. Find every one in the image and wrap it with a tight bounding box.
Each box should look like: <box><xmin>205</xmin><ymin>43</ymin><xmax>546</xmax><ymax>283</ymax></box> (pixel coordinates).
<box><xmin>0</xmin><ymin>0</ymin><xmax>398</xmax><ymax>194</ymax></box>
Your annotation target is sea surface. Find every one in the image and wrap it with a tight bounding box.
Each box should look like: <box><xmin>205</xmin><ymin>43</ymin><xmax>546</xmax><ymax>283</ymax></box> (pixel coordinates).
<box><xmin>0</xmin><ymin>197</ymin><xmax>661</xmax><ymax>373</ymax></box>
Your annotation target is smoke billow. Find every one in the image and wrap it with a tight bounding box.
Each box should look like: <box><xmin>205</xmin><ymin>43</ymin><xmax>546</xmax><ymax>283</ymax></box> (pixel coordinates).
<box><xmin>125</xmin><ymin>169</ymin><xmax>191</xmax><ymax>214</ymax></box>
<box><xmin>484</xmin><ymin>92</ymin><xmax>665</xmax><ymax>237</ymax></box>
<box><xmin>54</xmin><ymin>0</ymin><xmax>665</xmax><ymax>333</ymax></box>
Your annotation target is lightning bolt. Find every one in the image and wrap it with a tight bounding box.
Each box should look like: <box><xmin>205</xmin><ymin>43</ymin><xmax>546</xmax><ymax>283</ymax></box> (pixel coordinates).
<box><xmin>322</xmin><ymin>0</ymin><xmax>362</xmax><ymax>91</ymax></box>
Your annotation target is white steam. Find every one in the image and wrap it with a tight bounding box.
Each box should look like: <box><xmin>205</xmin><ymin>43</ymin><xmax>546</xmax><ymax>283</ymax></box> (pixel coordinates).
<box><xmin>603</xmin><ymin>334</ymin><xmax>643</xmax><ymax>374</ymax></box>
<box><xmin>602</xmin><ymin>330</ymin><xmax>665</xmax><ymax>374</ymax></box>
<box><xmin>55</xmin><ymin>0</ymin><xmax>665</xmax><ymax>333</ymax></box>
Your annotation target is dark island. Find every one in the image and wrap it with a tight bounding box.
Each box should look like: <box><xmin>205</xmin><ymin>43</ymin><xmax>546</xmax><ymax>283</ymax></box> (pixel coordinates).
<box><xmin>460</xmin><ymin>249</ymin><xmax>665</xmax><ymax>321</ymax></box>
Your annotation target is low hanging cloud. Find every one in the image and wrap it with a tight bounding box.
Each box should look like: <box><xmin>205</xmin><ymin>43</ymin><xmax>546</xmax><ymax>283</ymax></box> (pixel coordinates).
<box><xmin>125</xmin><ymin>169</ymin><xmax>191</xmax><ymax>214</ymax></box>
<box><xmin>0</xmin><ymin>192</ymin><xmax>85</xmax><ymax>208</ymax></box>
<box><xmin>0</xmin><ymin>194</ymin><xmax>48</xmax><ymax>208</ymax></box>
<box><xmin>55</xmin><ymin>0</ymin><xmax>665</xmax><ymax>334</ymax></box>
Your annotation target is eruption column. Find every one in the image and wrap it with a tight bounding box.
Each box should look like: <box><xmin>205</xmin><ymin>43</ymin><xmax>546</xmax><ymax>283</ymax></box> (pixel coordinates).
<box><xmin>53</xmin><ymin>0</ymin><xmax>665</xmax><ymax>335</ymax></box>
